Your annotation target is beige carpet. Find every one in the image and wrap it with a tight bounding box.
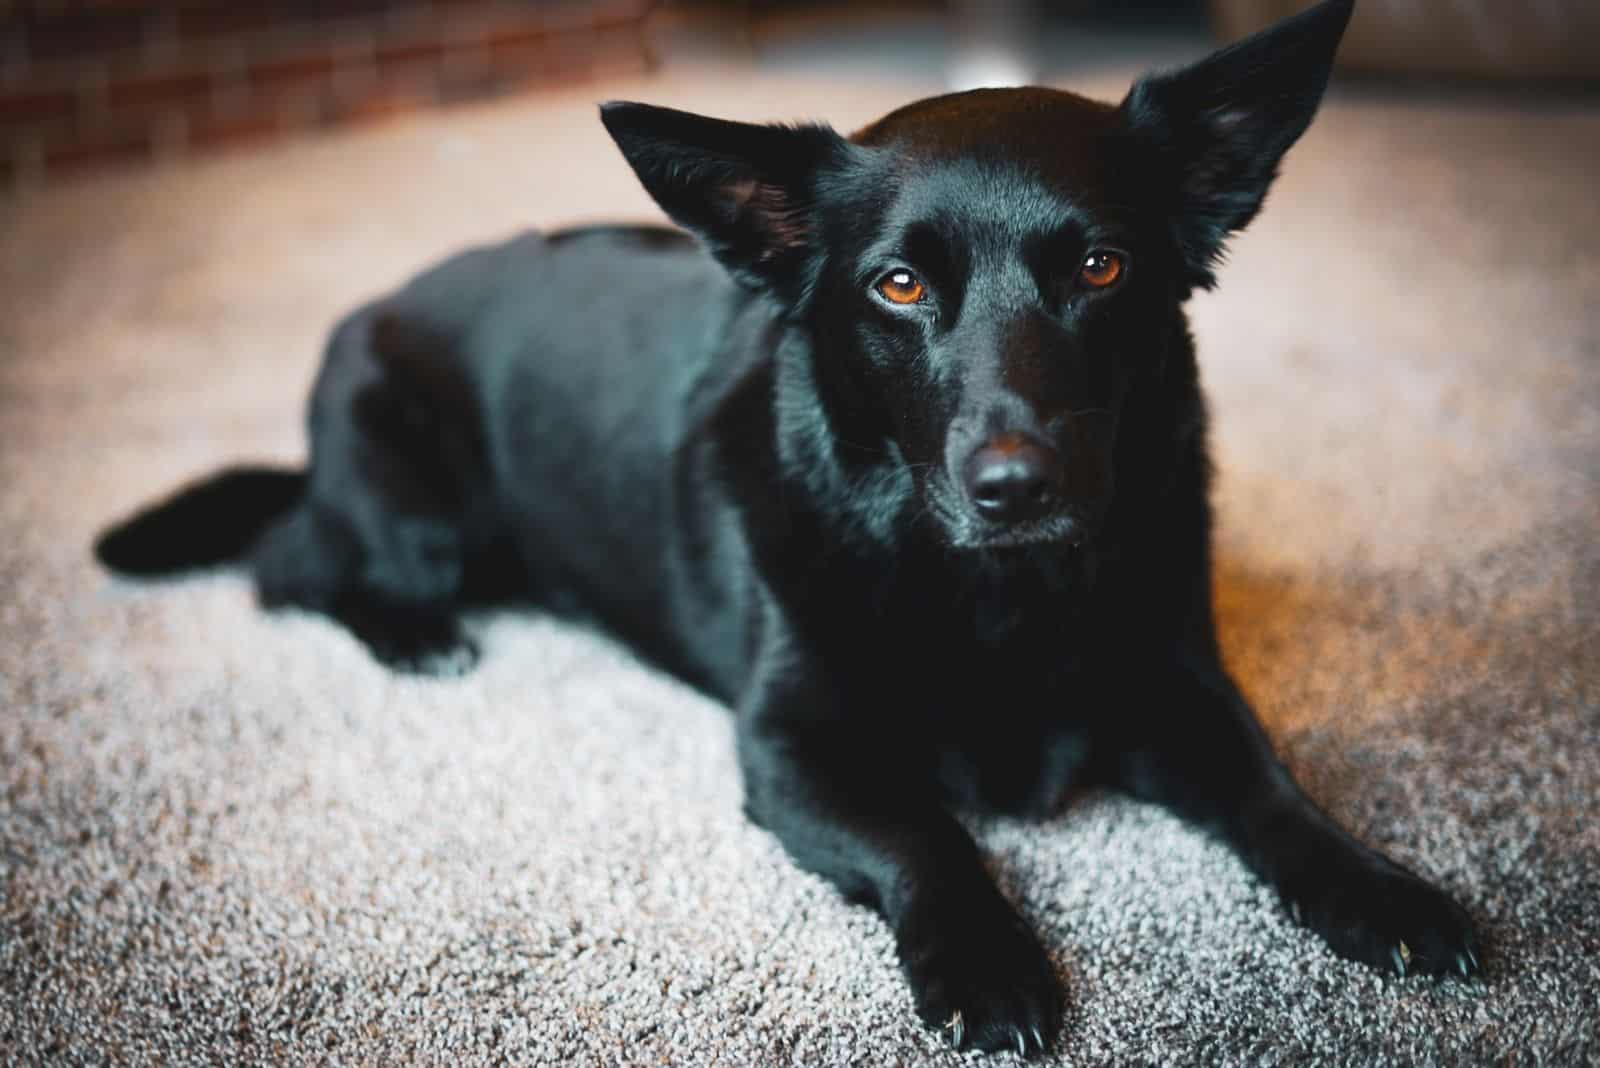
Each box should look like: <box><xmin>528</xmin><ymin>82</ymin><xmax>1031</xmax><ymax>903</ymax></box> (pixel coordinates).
<box><xmin>2</xmin><ymin>60</ymin><xmax>1597</xmax><ymax>1066</ymax></box>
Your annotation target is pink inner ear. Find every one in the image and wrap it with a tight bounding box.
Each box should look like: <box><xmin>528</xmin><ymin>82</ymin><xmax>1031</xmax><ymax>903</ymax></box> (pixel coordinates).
<box><xmin>722</xmin><ymin>177</ymin><xmax>809</xmax><ymax>259</ymax></box>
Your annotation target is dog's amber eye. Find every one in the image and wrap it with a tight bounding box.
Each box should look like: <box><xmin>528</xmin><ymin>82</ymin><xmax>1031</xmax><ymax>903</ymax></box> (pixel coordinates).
<box><xmin>876</xmin><ymin>269</ymin><xmax>926</xmax><ymax>305</ymax></box>
<box><xmin>1079</xmin><ymin>251</ymin><xmax>1124</xmax><ymax>289</ymax></box>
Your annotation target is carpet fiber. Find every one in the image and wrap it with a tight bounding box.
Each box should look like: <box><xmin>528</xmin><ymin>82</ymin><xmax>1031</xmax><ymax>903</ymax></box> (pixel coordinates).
<box><xmin>2</xmin><ymin>62</ymin><xmax>1597</xmax><ymax>1066</ymax></box>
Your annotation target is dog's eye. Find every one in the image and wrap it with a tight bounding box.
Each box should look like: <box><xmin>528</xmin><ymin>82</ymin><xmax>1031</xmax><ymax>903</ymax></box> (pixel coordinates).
<box><xmin>1078</xmin><ymin>251</ymin><xmax>1125</xmax><ymax>289</ymax></box>
<box><xmin>876</xmin><ymin>269</ymin><xmax>926</xmax><ymax>306</ymax></box>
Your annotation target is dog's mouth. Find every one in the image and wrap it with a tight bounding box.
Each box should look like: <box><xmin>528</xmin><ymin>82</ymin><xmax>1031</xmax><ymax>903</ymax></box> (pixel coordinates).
<box><xmin>964</xmin><ymin>512</ymin><xmax>1088</xmax><ymax>550</ymax></box>
<box><xmin>923</xmin><ymin>477</ymin><xmax>1093</xmax><ymax>551</ymax></box>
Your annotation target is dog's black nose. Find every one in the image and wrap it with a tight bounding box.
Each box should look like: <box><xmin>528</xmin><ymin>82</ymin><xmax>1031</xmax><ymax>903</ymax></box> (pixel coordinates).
<box><xmin>963</xmin><ymin>435</ymin><xmax>1063</xmax><ymax>524</ymax></box>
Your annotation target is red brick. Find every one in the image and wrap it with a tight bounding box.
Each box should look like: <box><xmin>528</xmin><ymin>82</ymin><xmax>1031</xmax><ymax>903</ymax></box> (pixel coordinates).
<box><xmin>375</xmin><ymin>38</ymin><xmax>447</xmax><ymax>71</ymax></box>
<box><xmin>539</xmin><ymin>1</ymin><xmax>656</xmax><ymax>34</ymax></box>
<box><xmin>186</xmin><ymin>111</ymin><xmax>282</xmax><ymax>152</ymax></box>
<box><xmin>260</xmin><ymin>83</ymin><xmax>330</xmax><ymax>131</ymax></box>
<box><xmin>43</xmin><ymin>125</ymin><xmax>153</xmax><ymax>178</ymax></box>
<box><xmin>300</xmin><ymin>0</ymin><xmax>393</xmax><ymax>19</ymax></box>
<box><xmin>0</xmin><ymin>87</ymin><xmax>78</xmax><ymax>130</ymax></box>
<box><xmin>19</xmin><ymin>11</ymin><xmax>149</xmax><ymax>64</ymax></box>
<box><xmin>587</xmin><ymin>23</ymin><xmax>653</xmax><ymax>71</ymax></box>
<box><xmin>491</xmin><ymin>27</ymin><xmax>610</xmax><ymax>80</ymax></box>
<box><xmin>249</xmin><ymin>51</ymin><xmax>339</xmax><ymax>91</ymax></box>
<box><xmin>482</xmin><ymin>24</ymin><xmax>552</xmax><ymax>54</ymax></box>
<box><xmin>485</xmin><ymin>37</ymin><xmax>548</xmax><ymax>69</ymax></box>
<box><xmin>434</xmin><ymin>64</ymin><xmax>506</xmax><ymax>106</ymax></box>
<box><xmin>105</xmin><ymin>70</ymin><xmax>211</xmax><ymax>114</ymax></box>
<box><xmin>323</xmin><ymin>83</ymin><xmax>437</xmax><ymax>126</ymax></box>
<box><xmin>173</xmin><ymin>7</ymin><xmax>279</xmax><ymax>41</ymax></box>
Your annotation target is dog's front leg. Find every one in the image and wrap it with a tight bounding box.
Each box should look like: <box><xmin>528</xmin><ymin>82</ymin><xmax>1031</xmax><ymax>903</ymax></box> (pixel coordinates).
<box><xmin>1109</xmin><ymin>655</ymin><xmax>1482</xmax><ymax>979</ymax></box>
<box><xmin>738</xmin><ymin>620</ymin><xmax>1062</xmax><ymax>1056</ymax></box>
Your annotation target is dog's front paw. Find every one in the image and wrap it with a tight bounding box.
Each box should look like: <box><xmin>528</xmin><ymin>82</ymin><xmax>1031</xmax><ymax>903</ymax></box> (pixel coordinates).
<box><xmin>370</xmin><ymin>626</ymin><xmax>480</xmax><ymax>677</ymax></box>
<box><xmin>1284</xmin><ymin>849</ymin><xmax>1481</xmax><ymax>980</ymax></box>
<box><xmin>897</xmin><ymin>889</ymin><xmax>1063</xmax><ymax>1057</ymax></box>
<box><xmin>389</xmin><ymin>635</ymin><xmax>480</xmax><ymax>678</ymax></box>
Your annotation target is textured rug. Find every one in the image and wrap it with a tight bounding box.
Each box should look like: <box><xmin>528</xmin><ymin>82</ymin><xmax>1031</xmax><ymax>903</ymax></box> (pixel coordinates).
<box><xmin>2</xmin><ymin>58</ymin><xmax>1597</xmax><ymax>1066</ymax></box>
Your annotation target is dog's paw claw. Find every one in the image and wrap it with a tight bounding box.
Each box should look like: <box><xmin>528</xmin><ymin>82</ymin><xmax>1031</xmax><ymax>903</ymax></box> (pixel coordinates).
<box><xmin>902</xmin><ymin>895</ymin><xmax>1062</xmax><ymax>1057</ymax></box>
<box><xmin>1284</xmin><ymin>852</ymin><xmax>1479</xmax><ymax>981</ymax></box>
<box><xmin>945</xmin><ymin>1010</ymin><xmax>965</xmax><ymax>1049</ymax></box>
<box><xmin>413</xmin><ymin>641</ymin><xmax>479</xmax><ymax>678</ymax></box>
<box><xmin>375</xmin><ymin>632</ymin><xmax>480</xmax><ymax>677</ymax></box>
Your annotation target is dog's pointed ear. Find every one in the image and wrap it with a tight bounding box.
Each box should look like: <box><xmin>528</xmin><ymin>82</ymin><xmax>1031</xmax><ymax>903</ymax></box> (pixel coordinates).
<box><xmin>1120</xmin><ymin>0</ymin><xmax>1353</xmax><ymax>289</ymax></box>
<box><xmin>600</xmin><ymin>101</ymin><xmax>851</xmax><ymax>300</ymax></box>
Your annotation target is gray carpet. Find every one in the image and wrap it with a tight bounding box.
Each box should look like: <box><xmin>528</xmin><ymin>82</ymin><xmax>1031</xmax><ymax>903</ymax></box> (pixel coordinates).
<box><xmin>2</xmin><ymin>61</ymin><xmax>1598</xmax><ymax>1066</ymax></box>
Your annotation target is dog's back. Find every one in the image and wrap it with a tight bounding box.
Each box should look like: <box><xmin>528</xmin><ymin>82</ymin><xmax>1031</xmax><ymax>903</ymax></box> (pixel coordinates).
<box><xmin>318</xmin><ymin>224</ymin><xmax>771</xmax><ymax>686</ymax></box>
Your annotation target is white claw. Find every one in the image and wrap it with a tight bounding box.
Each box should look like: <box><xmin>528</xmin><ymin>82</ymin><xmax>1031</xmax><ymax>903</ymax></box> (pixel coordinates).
<box><xmin>1018</xmin><ymin>1030</ymin><xmax>1027</xmax><ymax>1056</ymax></box>
<box><xmin>945</xmin><ymin>1009</ymin><xmax>965</xmax><ymax>1048</ymax></box>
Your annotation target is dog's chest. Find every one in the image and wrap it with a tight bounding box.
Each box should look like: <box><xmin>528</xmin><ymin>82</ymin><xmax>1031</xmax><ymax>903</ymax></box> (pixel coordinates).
<box><xmin>942</xmin><ymin>640</ymin><xmax>1099</xmax><ymax>809</ymax></box>
<box><xmin>885</xmin><ymin>562</ymin><xmax>1101</xmax><ymax>815</ymax></box>
<box><xmin>932</xmin><ymin>720</ymin><xmax>1095</xmax><ymax>817</ymax></box>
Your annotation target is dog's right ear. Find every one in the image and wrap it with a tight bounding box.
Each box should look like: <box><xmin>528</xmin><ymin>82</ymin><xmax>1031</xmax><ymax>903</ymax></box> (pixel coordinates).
<box><xmin>1120</xmin><ymin>0</ymin><xmax>1353</xmax><ymax>291</ymax></box>
<box><xmin>600</xmin><ymin>101</ymin><xmax>851</xmax><ymax>301</ymax></box>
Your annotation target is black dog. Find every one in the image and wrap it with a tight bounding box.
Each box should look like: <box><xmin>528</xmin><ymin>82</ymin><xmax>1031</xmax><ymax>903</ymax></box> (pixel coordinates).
<box><xmin>97</xmin><ymin>0</ymin><xmax>1480</xmax><ymax>1054</ymax></box>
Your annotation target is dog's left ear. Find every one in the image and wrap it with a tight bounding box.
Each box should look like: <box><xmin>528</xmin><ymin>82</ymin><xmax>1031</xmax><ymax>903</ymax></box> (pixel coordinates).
<box><xmin>1120</xmin><ymin>0</ymin><xmax>1353</xmax><ymax>290</ymax></box>
<box><xmin>600</xmin><ymin>101</ymin><xmax>852</xmax><ymax>302</ymax></box>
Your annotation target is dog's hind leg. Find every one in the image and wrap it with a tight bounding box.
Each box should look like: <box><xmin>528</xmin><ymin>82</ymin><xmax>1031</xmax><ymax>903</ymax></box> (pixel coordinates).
<box><xmin>328</xmin><ymin>585</ymin><xmax>477</xmax><ymax>677</ymax></box>
<box><xmin>250</xmin><ymin>501</ymin><xmax>478</xmax><ymax>677</ymax></box>
<box><xmin>248</xmin><ymin>311</ymin><xmax>485</xmax><ymax>676</ymax></box>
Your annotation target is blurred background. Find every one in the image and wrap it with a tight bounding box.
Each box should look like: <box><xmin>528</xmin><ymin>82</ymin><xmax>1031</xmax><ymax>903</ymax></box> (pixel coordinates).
<box><xmin>1</xmin><ymin>0</ymin><xmax>1596</xmax><ymax>191</ymax></box>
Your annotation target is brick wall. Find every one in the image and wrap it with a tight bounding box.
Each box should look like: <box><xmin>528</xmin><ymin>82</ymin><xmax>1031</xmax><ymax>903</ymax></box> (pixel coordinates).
<box><xmin>0</xmin><ymin>1</ymin><xmax>657</xmax><ymax>191</ymax></box>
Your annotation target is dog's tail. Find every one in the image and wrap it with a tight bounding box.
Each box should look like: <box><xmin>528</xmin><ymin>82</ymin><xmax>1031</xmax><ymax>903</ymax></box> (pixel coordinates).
<box><xmin>95</xmin><ymin>465</ymin><xmax>306</xmax><ymax>575</ymax></box>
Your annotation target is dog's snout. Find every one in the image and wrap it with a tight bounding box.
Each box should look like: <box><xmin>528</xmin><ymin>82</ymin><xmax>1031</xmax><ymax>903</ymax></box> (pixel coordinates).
<box><xmin>963</xmin><ymin>434</ymin><xmax>1063</xmax><ymax>524</ymax></box>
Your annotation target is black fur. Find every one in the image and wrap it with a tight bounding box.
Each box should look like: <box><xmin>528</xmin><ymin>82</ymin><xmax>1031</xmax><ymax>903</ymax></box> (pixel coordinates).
<box><xmin>97</xmin><ymin>0</ymin><xmax>1480</xmax><ymax>1054</ymax></box>
<box><xmin>95</xmin><ymin>467</ymin><xmax>304</xmax><ymax>574</ymax></box>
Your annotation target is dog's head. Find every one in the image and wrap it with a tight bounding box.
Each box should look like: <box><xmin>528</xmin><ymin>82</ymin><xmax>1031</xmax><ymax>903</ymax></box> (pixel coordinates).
<box><xmin>603</xmin><ymin>0</ymin><xmax>1351</xmax><ymax>551</ymax></box>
